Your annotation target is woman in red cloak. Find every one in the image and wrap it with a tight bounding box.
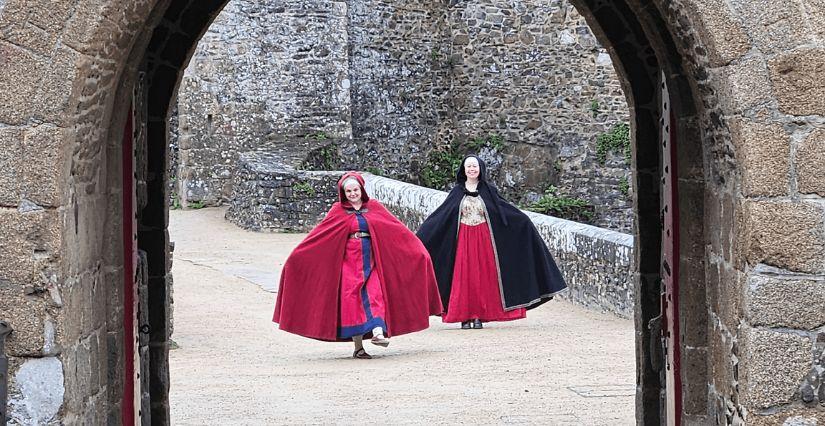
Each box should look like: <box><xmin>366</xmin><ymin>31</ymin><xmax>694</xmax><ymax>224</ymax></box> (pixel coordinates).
<box><xmin>273</xmin><ymin>172</ymin><xmax>443</xmax><ymax>359</ymax></box>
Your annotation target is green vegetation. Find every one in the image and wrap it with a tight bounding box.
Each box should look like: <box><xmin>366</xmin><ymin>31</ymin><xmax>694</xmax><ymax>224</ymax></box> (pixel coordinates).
<box><xmin>589</xmin><ymin>100</ymin><xmax>600</xmax><ymax>118</ymax></box>
<box><xmin>292</xmin><ymin>181</ymin><xmax>316</xmax><ymax>197</ymax></box>
<box><xmin>467</xmin><ymin>134</ymin><xmax>504</xmax><ymax>151</ymax></box>
<box><xmin>365</xmin><ymin>166</ymin><xmax>384</xmax><ymax>176</ymax></box>
<box><xmin>525</xmin><ymin>185</ymin><xmax>595</xmax><ymax>223</ymax></box>
<box><xmin>595</xmin><ymin>122</ymin><xmax>630</xmax><ymax>165</ymax></box>
<box><xmin>305</xmin><ymin>131</ymin><xmax>328</xmax><ymax>141</ymax></box>
<box><xmin>301</xmin><ymin>144</ymin><xmax>338</xmax><ymax>171</ymax></box>
<box><xmin>618</xmin><ymin>176</ymin><xmax>630</xmax><ymax>196</ymax></box>
<box><xmin>421</xmin><ymin>141</ymin><xmax>464</xmax><ymax>190</ymax></box>
<box><xmin>420</xmin><ymin>133</ymin><xmax>505</xmax><ymax>190</ymax></box>
<box><xmin>188</xmin><ymin>201</ymin><xmax>205</xmax><ymax>210</ymax></box>
<box><xmin>317</xmin><ymin>145</ymin><xmax>336</xmax><ymax>170</ymax></box>
<box><xmin>170</xmin><ymin>194</ymin><xmax>181</xmax><ymax>210</ymax></box>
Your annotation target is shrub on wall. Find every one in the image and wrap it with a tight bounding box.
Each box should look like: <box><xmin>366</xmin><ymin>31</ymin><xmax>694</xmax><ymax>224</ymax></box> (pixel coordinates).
<box><xmin>595</xmin><ymin>122</ymin><xmax>630</xmax><ymax>165</ymax></box>
<box><xmin>524</xmin><ymin>185</ymin><xmax>595</xmax><ymax>223</ymax></box>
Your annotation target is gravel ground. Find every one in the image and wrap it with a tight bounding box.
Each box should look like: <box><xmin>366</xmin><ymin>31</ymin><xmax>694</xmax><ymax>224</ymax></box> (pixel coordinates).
<box><xmin>168</xmin><ymin>207</ymin><xmax>636</xmax><ymax>425</ymax></box>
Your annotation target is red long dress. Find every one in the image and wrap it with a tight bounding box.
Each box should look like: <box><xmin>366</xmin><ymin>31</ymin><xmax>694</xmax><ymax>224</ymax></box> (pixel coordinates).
<box><xmin>443</xmin><ymin>195</ymin><xmax>526</xmax><ymax>323</ymax></box>
<box><xmin>338</xmin><ymin>211</ymin><xmax>387</xmax><ymax>338</ymax></box>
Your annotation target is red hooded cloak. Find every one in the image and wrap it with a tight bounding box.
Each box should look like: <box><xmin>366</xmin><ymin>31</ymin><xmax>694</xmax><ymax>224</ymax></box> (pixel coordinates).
<box><xmin>273</xmin><ymin>172</ymin><xmax>443</xmax><ymax>341</ymax></box>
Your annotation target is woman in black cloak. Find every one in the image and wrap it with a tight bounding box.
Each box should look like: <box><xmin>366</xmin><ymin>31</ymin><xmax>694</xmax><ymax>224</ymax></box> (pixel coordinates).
<box><xmin>416</xmin><ymin>155</ymin><xmax>567</xmax><ymax>329</ymax></box>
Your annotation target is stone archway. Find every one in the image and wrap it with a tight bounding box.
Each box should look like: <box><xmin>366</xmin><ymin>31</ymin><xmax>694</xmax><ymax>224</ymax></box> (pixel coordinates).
<box><xmin>3</xmin><ymin>0</ymin><xmax>823</xmax><ymax>424</ymax></box>
<box><xmin>115</xmin><ymin>0</ymin><xmax>713</xmax><ymax>424</ymax></box>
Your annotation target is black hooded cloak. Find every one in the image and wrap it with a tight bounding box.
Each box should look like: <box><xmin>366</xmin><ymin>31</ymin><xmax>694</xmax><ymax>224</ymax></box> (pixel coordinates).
<box><xmin>416</xmin><ymin>155</ymin><xmax>567</xmax><ymax>312</ymax></box>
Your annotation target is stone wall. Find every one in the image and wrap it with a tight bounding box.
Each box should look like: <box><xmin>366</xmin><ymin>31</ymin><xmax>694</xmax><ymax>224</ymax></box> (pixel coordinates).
<box><xmin>2</xmin><ymin>0</ymin><xmax>824</xmax><ymax>424</ymax></box>
<box><xmin>174</xmin><ymin>0</ymin><xmax>351</xmax><ymax>206</ymax></box>
<box><xmin>225</xmin><ymin>152</ymin><xmax>342</xmax><ymax>232</ymax></box>
<box><xmin>444</xmin><ymin>0</ymin><xmax>631</xmax><ymax>231</ymax></box>
<box><xmin>173</xmin><ymin>0</ymin><xmax>633</xmax><ymax>231</ymax></box>
<box><xmin>364</xmin><ymin>174</ymin><xmax>635</xmax><ymax>317</ymax></box>
<box><xmin>342</xmin><ymin>0</ymin><xmax>451</xmax><ymax>178</ymax></box>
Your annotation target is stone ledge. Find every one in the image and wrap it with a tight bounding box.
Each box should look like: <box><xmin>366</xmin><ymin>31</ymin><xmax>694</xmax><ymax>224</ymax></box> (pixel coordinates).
<box><xmin>225</xmin><ymin>152</ymin><xmax>343</xmax><ymax>232</ymax></box>
<box><xmin>364</xmin><ymin>174</ymin><xmax>635</xmax><ymax>317</ymax></box>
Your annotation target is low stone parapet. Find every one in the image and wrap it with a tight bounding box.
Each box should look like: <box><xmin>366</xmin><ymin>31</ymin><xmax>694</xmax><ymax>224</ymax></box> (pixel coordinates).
<box><xmin>225</xmin><ymin>152</ymin><xmax>342</xmax><ymax>232</ymax></box>
<box><xmin>364</xmin><ymin>174</ymin><xmax>635</xmax><ymax>318</ymax></box>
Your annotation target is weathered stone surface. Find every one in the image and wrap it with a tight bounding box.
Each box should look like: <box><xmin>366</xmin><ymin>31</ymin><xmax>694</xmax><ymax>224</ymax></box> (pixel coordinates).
<box><xmin>364</xmin><ymin>174</ymin><xmax>634</xmax><ymax>317</ymax></box>
<box><xmin>0</xmin><ymin>208</ymin><xmax>62</xmax><ymax>286</ymax></box>
<box><xmin>225</xmin><ymin>152</ymin><xmax>343</xmax><ymax>232</ymax></box>
<box><xmin>173</xmin><ymin>0</ymin><xmax>633</xmax><ymax>232</ymax></box>
<box><xmin>682</xmin><ymin>347</ymin><xmax>709</xmax><ymax>415</ymax></box>
<box><xmin>715</xmin><ymin>56</ymin><xmax>773</xmax><ymax>115</ymax></box>
<box><xmin>769</xmin><ymin>48</ymin><xmax>825</xmax><ymax>117</ymax></box>
<box><xmin>7</xmin><ymin>356</ymin><xmax>65</xmax><ymax>423</ymax></box>
<box><xmin>748</xmin><ymin>409</ymin><xmax>825</xmax><ymax>425</ymax></box>
<box><xmin>685</xmin><ymin>0</ymin><xmax>750</xmax><ymax>66</ymax></box>
<box><xmin>0</xmin><ymin>285</ymin><xmax>54</xmax><ymax>356</ymax></box>
<box><xmin>743</xmin><ymin>201</ymin><xmax>825</xmax><ymax>274</ymax></box>
<box><xmin>33</xmin><ymin>47</ymin><xmax>82</xmax><ymax>126</ymax></box>
<box><xmin>173</xmin><ymin>0</ymin><xmax>352</xmax><ymax>207</ymax></box>
<box><xmin>22</xmin><ymin>125</ymin><xmax>69</xmax><ymax>207</ymax></box>
<box><xmin>729</xmin><ymin>0</ymin><xmax>812</xmax><ymax>54</ymax></box>
<box><xmin>742</xmin><ymin>328</ymin><xmax>812</xmax><ymax>409</ymax></box>
<box><xmin>0</xmin><ymin>128</ymin><xmax>24</xmax><ymax>205</ymax></box>
<box><xmin>802</xmin><ymin>0</ymin><xmax>825</xmax><ymax>40</ymax></box>
<box><xmin>729</xmin><ymin>119</ymin><xmax>789</xmax><ymax>196</ymax></box>
<box><xmin>797</xmin><ymin>128</ymin><xmax>825</xmax><ymax>196</ymax></box>
<box><xmin>444</xmin><ymin>0</ymin><xmax>632</xmax><ymax>231</ymax></box>
<box><xmin>746</xmin><ymin>271</ymin><xmax>825</xmax><ymax>330</ymax></box>
<box><xmin>0</xmin><ymin>41</ymin><xmax>44</xmax><ymax>124</ymax></box>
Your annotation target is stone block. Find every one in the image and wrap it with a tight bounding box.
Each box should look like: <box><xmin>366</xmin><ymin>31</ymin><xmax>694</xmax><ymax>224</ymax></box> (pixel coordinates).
<box><xmin>22</xmin><ymin>125</ymin><xmax>69</xmax><ymax>207</ymax></box>
<box><xmin>797</xmin><ymin>128</ymin><xmax>825</xmax><ymax>196</ymax></box>
<box><xmin>729</xmin><ymin>0</ymin><xmax>812</xmax><ymax>53</ymax></box>
<box><xmin>746</xmin><ymin>272</ymin><xmax>825</xmax><ymax>330</ymax></box>
<box><xmin>769</xmin><ymin>48</ymin><xmax>825</xmax><ymax>116</ymax></box>
<box><xmin>682</xmin><ymin>347</ymin><xmax>709</xmax><ymax>415</ymax></box>
<box><xmin>743</xmin><ymin>200</ymin><xmax>825</xmax><ymax>274</ymax></box>
<box><xmin>0</xmin><ymin>128</ymin><xmax>24</xmax><ymax>205</ymax></box>
<box><xmin>61</xmin><ymin>0</ymin><xmax>108</xmax><ymax>53</ymax></box>
<box><xmin>7</xmin><ymin>356</ymin><xmax>65</xmax><ymax>424</ymax></box>
<box><xmin>0</xmin><ymin>208</ymin><xmax>62</xmax><ymax>286</ymax></box>
<box><xmin>715</xmin><ymin>55</ymin><xmax>773</xmax><ymax>115</ymax></box>
<box><xmin>33</xmin><ymin>47</ymin><xmax>82</xmax><ymax>126</ymax></box>
<box><xmin>748</xmin><ymin>409</ymin><xmax>825</xmax><ymax>425</ymax></box>
<box><xmin>0</xmin><ymin>41</ymin><xmax>44</xmax><ymax>124</ymax></box>
<box><xmin>710</xmin><ymin>261</ymin><xmax>745</xmax><ymax>334</ymax></box>
<box><xmin>0</xmin><ymin>285</ymin><xmax>52</xmax><ymax>356</ymax></box>
<box><xmin>742</xmin><ymin>327</ymin><xmax>812</xmax><ymax>409</ymax></box>
<box><xmin>801</xmin><ymin>0</ymin><xmax>825</xmax><ymax>39</ymax></box>
<box><xmin>728</xmin><ymin>119</ymin><xmax>790</xmax><ymax>196</ymax></box>
<box><xmin>708</xmin><ymin>326</ymin><xmax>735</xmax><ymax>398</ymax></box>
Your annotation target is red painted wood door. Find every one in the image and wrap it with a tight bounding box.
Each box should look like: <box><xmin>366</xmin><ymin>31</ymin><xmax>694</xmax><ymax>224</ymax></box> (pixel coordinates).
<box><xmin>660</xmin><ymin>71</ymin><xmax>682</xmax><ymax>425</ymax></box>
<box><xmin>122</xmin><ymin>101</ymin><xmax>140</xmax><ymax>425</ymax></box>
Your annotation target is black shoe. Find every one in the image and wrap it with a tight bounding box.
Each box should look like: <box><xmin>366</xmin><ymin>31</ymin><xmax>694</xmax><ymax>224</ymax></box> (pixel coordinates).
<box><xmin>472</xmin><ymin>319</ymin><xmax>483</xmax><ymax>329</ymax></box>
<box><xmin>461</xmin><ymin>321</ymin><xmax>472</xmax><ymax>329</ymax></box>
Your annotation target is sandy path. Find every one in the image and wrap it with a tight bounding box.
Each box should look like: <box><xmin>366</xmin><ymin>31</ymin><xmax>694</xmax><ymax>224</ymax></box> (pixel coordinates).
<box><xmin>168</xmin><ymin>207</ymin><xmax>636</xmax><ymax>425</ymax></box>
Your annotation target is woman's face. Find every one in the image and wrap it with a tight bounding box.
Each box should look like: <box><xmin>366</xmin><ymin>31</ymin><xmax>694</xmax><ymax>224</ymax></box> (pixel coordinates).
<box><xmin>464</xmin><ymin>157</ymin><xmax>480</xmax><ymax>180</ymax></box>
<box><xmin>343</xmin><ymin>180</ymin><xmax>362</xmax><ymax>203</ymax></box>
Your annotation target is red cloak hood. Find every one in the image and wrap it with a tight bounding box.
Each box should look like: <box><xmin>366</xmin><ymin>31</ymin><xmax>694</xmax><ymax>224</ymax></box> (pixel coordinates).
<box><xmin>273</xmin><ymin>172</ymin><xmax>443</xmax><ymax>341</ymax></box>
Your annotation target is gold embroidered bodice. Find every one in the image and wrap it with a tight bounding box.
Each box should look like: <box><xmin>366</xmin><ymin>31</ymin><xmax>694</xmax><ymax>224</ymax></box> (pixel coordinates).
<box><xmin>459</xmin><ymin>196</ymin><xmax>487</xmax><ymax>226</ymax></box>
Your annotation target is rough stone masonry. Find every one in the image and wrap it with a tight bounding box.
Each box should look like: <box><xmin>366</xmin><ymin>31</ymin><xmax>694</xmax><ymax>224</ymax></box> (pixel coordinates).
<box><xmin>173</xmin><ymin>0</ymin><xmax>633</xmax><ymax>232</ymax></box>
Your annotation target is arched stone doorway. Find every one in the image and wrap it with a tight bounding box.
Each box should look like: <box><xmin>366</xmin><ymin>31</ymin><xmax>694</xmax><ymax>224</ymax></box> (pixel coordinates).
<box><xmin>9</xmin><ymin>0</ymin><xmax>825</xmax><ymax>422</ymax></box>
<box><xmin>103</xmin><ymin>0</ymin><xmax>714</xmax><ymax>424</ymax></box>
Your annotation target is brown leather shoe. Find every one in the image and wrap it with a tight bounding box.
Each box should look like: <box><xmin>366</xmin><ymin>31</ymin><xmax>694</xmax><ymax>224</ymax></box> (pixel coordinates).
<box><xmin>353</xmin><ymin>348</ymin><xmax>372</xmax><ymax>359</ymax></box>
